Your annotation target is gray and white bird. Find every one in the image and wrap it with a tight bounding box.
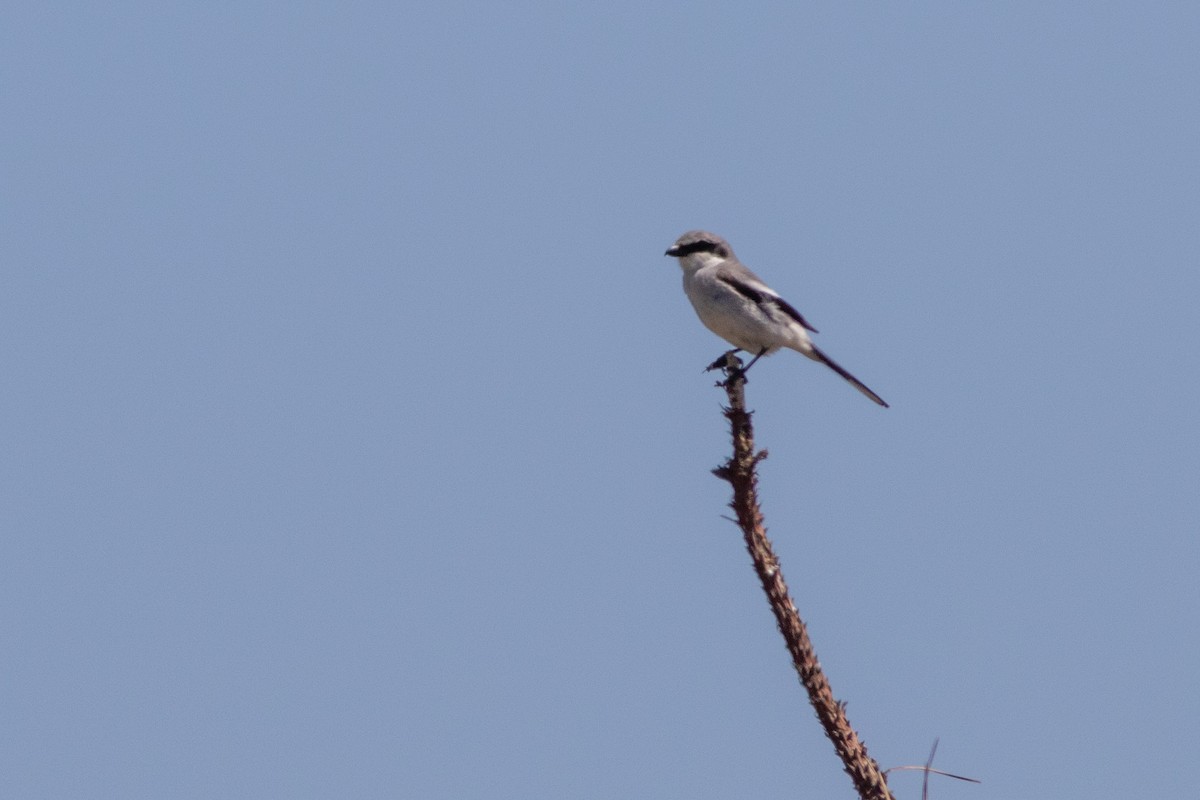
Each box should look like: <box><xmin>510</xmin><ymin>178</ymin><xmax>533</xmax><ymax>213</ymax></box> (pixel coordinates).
<box><xmin>665</xmin><ymin>230</ymin><xmax>888</xmax><ymax>407</ymax></box>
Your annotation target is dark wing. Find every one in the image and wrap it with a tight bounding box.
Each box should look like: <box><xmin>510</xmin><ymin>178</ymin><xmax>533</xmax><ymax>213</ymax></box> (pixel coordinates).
<box><xmin>717</xmin><ymin>274</ymin><xmax>819</xmax><ymax>333</ymax></box>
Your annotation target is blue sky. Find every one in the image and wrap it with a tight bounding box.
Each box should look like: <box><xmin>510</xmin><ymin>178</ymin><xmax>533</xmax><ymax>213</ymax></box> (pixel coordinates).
<box><xmin>3</xmin><ymin>3</ymin><xmax>1198</xmax><ymax>798</ymax></box>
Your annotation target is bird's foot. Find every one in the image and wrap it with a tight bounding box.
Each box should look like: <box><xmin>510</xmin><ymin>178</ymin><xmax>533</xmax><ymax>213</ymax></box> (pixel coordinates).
<box><xmin>705</xmin><ymin>350</ymin><xmax>749</xmax><ymax>387</ymax></box>
<box><xmin>705</xmin><ymin>350</ymin><xmax>743</xmax><ymax>374</ymax></box>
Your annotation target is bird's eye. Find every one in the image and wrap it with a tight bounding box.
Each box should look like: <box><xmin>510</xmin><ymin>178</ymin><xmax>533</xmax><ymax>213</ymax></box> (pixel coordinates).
<box><xmin>676</xmin><ymin>240</ymin><xmax>717</xmax><ymax>256</ymax></box>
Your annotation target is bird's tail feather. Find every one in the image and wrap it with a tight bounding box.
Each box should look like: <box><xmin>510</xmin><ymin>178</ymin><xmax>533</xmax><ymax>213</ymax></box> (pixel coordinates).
<box><xmin>811</xmin><ymin>346</ymin><xmax>889</xmax><ymax>408</ymax></box>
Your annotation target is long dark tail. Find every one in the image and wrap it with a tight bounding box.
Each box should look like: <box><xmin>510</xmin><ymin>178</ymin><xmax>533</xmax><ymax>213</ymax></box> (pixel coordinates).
<box><xmin>812</xmin><ymin>346</ymin><xmax>889</xmax><ymax>408</ymax></box>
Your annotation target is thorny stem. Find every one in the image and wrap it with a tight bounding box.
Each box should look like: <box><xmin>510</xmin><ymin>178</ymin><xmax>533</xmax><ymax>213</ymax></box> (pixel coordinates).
<box><xmin>709</xmin><ymin>353</ymin><xmax>894</xmax><ymax>800</ymax></box>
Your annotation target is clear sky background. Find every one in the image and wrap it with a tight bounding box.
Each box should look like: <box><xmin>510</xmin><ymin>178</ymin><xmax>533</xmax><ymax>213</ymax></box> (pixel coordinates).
<box><xmin>3</xmin><ymin>3</ymin><xmax>1198</xmax><ymax>798</ymax></box>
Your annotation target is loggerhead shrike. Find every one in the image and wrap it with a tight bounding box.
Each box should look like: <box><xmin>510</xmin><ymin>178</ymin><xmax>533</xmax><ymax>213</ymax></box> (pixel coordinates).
<box><xmin>665</xmin><ymin>230</ymin><xmax>888</xmax><ymax>407</ymax></box>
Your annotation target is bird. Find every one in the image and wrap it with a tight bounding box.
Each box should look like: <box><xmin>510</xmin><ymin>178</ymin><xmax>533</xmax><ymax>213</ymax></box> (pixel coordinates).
<box><xmin>665</xmin><ymin>230</ymin><xmax>888</xmax><ymax>407</ymax></box>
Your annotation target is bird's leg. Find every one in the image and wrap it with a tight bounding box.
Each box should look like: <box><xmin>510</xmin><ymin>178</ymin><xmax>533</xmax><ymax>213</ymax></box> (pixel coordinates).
<box><xmin>717</xmin><ymin>347</ymin><xmax>768</xmax><ymax>387</ymax></box>
<box><xmin>739</xmin><ymin>347</ymin><xmax>769</xmax><ymax>374</ymax></box>
<box><xmin>705</xmin><ymin>349</ymin><xmax>743</xmax><ymax>373</ymax></box>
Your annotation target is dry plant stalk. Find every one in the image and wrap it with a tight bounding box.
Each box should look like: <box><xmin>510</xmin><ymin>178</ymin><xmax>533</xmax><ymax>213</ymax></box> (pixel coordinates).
<box><xmin>710</xmin><ymin>358</ymin><xmax>894</xmax><ymax>800</ymax></box>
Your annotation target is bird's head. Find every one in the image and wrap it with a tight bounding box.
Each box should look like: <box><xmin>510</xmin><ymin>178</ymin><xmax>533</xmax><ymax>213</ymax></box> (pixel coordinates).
<box><xmin>665</xmin><ymin>230</ymin><xmax>734</xmax><ymax>263</ymax></box>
